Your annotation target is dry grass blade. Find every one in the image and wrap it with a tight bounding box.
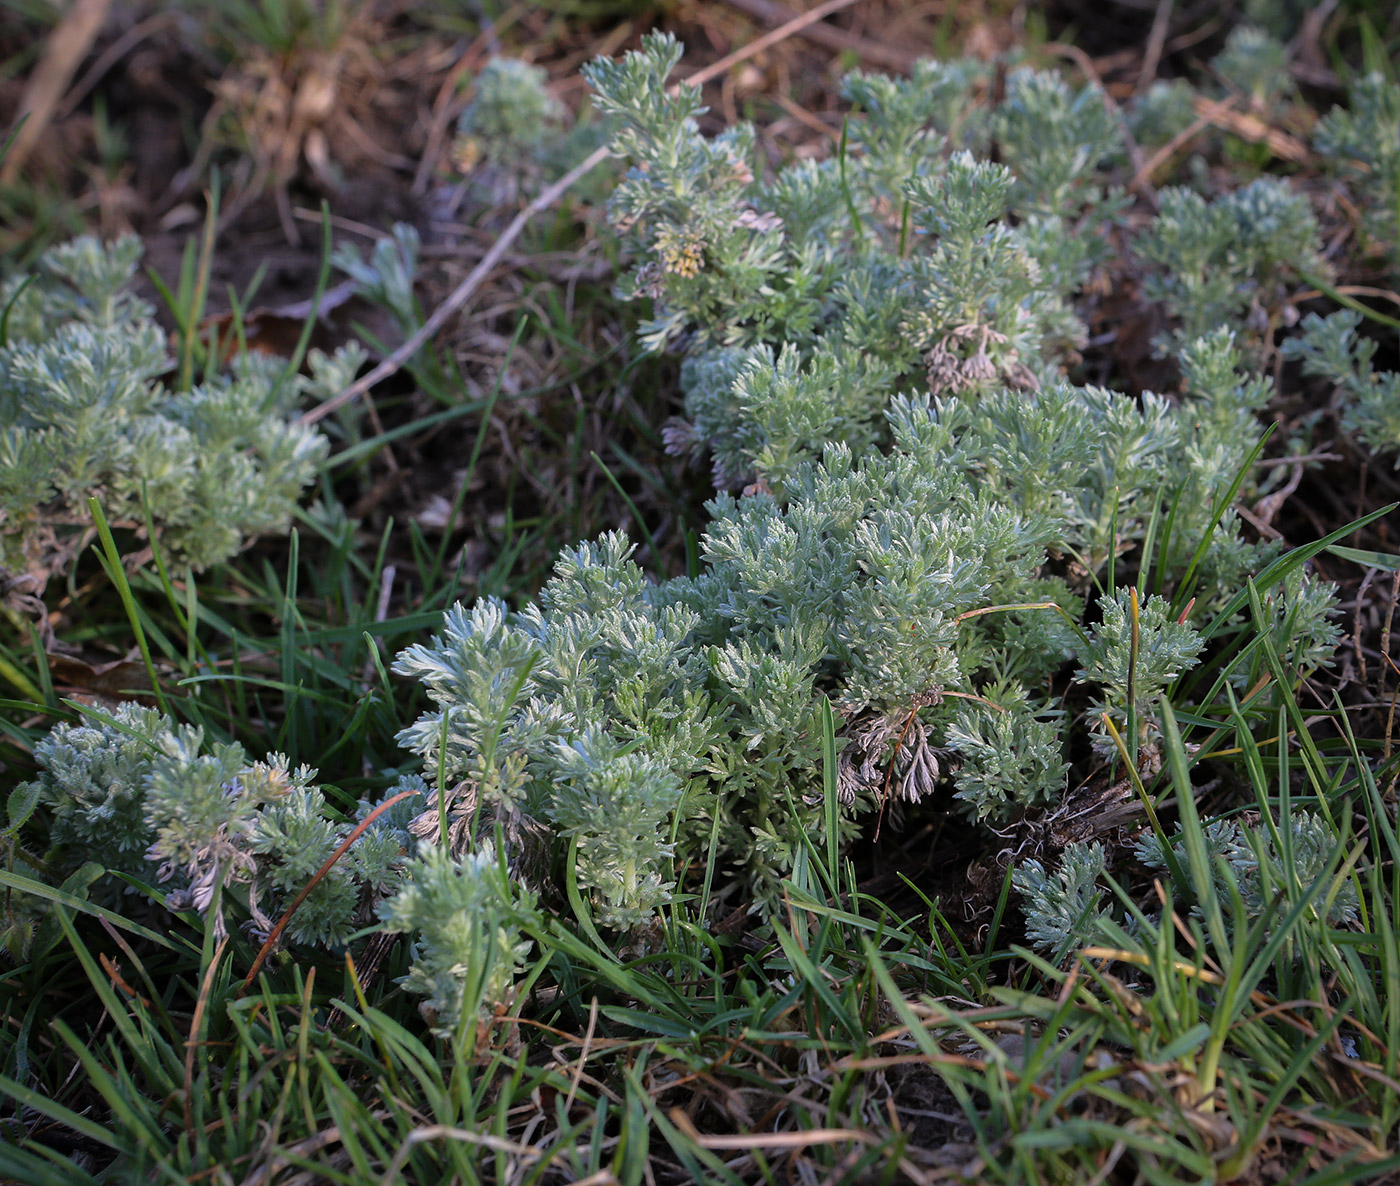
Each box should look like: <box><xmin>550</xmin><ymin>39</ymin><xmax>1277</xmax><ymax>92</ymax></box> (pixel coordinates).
<box><xmin>239</xmin><ymin>1115</ymin><xmax>391</xmax><ymax>1186</ymax></box>
<box><xmin>716</xmin><ymin>0</ymin><xmax>916</xmax><ymax>73</ymax></box>
<box><xmin>185</xmin><ymin>935</ymin><xmax>229</xmax><ymax>1136</ymax></box>
<box><xmin>2</xmin><ymin>0</ymin><xmax>112</xmax><ymax>185</ymax></box>
<box><xmin>671</xmin><ymin>1114</ymin><xmax>876</xmax><ymax>1149</ymax></box>
<box><xmin>377</xmin><ymin>1125</ymin><xmax>542</xmax><ymax>1186</ymax></box>
<box><xmin>669</xmin><ymin>1108</ymin><xmax>937</xmax><ymax>1184</ymax></box>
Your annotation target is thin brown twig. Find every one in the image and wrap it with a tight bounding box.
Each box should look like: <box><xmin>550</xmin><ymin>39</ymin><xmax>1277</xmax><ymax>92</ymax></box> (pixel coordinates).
<box><xmin>1192</xmin><ymin>94</ymin><xmax>1309</xmax><ymax>161</ymax></box>
<box><xmin>1129</xmin><ymin>94</ymin><xmax>1246</xmax><ymax>192</ymax></box>
<box><xmin>55</xmin><ymin>11</ymin><xmax>178</xmax><ymax>121</ymax></box>
<box><xmin>771</xmin><ymin>90</ymin><xmax>839</xmax><ymax>139</ymax></box>
<box><xmin>1289</xmin><ymin>0</ymin><xmax>1342</xmax><ymax>76</ymax></box>
<box><xmin>299</xmin><ymin>0</ymin><xmax>862</xmax><ymax>427</ymax></box>
<box><xmin>185</xmin><ymin>935</ymin><xmax>229</xmax><ymax>1135</ymax></box>
<box><xmin>1136</xmin><ymin>0</ymin><xmax>1175</xmax><ymax>95</ymax></box>
<box><xmin>716</xmin><ymin>0</ymin><xmax>917</xmax><ymax>73</ymax></box>
<box><xmin>240</xmin><ymin>788</ymin><xmax>418</xmax><ymax>990</ymax></box>
<box><xmin>2</xmin><ymin>0</ymin><xmax>113</xmax><ymax>185</ymax></box>
<box><xmin>297</xmin><ymin>142</ymin><xmax>609</xmax><ymax>427</ymax></box>
<box><xmin>411</xmin><ymin>6</ymin><xmax>524</xmax><ymax>195</ymax></box>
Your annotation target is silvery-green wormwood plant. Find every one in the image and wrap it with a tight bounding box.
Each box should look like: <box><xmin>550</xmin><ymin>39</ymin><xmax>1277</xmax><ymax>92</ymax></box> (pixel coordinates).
<box><xmin>12</xmin><ymin>31</ymin><xmax>1399</xmax><ymax>1038</ymax></box>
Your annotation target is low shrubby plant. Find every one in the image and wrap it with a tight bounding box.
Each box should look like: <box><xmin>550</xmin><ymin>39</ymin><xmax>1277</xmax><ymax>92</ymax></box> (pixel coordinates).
<box><xmin>10</xmin><ymin>703</ymin><xmax>539</xmax><ymax>1037</ymax></box>
<box><xmin>1283</xmin><ymin>309</ymin><xmax>1400</xmax><ymax>464</ymax></box>
<box><xmin>1314</xmin><ymin>71</ymin><xmax>1400</xmax><ymax>273</ymax></box>
<box><xmin>8</xmin><ymin>703</ymin><xmax>428</xmax><ymax>956</ymax></box>
<box><xmin>453</xmin><ymin>57</ymin><xmax>564</xmax><ymax>170</ymax></box>
<box><xmin>1015</xmin><ymin>809</ymin><xmax>1360</xmax><ymax>957</ymax></box>
<box><xmin>0</xmin><ymin>235</ymin><xmax>336</xmax><ymax>600</ymax></box>
<box><xmin>443</xmin><ymin>53</ymin><xmax>613</xmax><ymax>207</ymax></box>
<box><xmin>1213</xmin><ymin>25</ymin><xmax>1295</xmax><ymax>109</ymax></box>
<box><xmin>8</xmin><ymin>37</ymin><xmax>1399</xmax><ymax>1055</ymax></box>
<box><xmin>1138</xmin><ymin>177</ymin><xmax>1327</xmax><ymax>349</ymax></box>
<box><xmin>374</xmin><ymin>35</ymin><xmax>1383</xmax><ymax>1030</ymax></box>
<box><xmin>332</xmin><ymin>222</ymin><xmax>422</xmax><ymax>336</ymax></box>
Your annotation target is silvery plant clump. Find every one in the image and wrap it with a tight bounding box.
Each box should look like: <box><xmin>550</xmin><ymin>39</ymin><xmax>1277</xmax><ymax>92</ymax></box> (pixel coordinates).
<box><xmin>0</xmin><ymin>234</ymin><xmax>336</xmax><ymax>598</ymax></box>
<box><xmin>382</xmin><ymin>36</ymin><xmax>1357</xmax><ymax>1025</ymax></box>
<box><xmin>22</xmin><ymin>36</ymin><xmax>1399</xmax><ymax>1037</ymax></box>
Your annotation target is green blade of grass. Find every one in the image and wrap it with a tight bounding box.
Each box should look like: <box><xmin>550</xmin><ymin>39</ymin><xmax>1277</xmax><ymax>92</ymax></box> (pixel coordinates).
<box><xmin>820</xmin><ymin>696</ymin><xmax>840</xmax><ymax>896</ymax></box>
<box><xmin>1170</xmin><ymin>425</ymin><xmax>1273</xmax><ymax>617</ymax></box>
<box><xmin>1326</xmin><ymin>544</ymin><xmax>1400</xmax><ymax>571</ymax></box>
<box><xmin>0</xmin><ymin>867</ymin><xmax>175</xmax><ymax>949</ymax></box>
<box><xmin>0</xmin><ymin>1071</ymin><xmax>124</xmax><ymax>1153</ymax></box>
<box><xmin>1201</xmin><ymin>503</ymin><xmax>1398</xmax><ymax>642</ymax></box>
<box><xmin>87</xmin><ymin>498</ymin><xmax>168</xmax><ymax>715</ymax></box>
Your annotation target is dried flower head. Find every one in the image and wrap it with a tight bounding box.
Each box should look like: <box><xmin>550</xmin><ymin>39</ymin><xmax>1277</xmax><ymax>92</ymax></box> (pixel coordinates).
<box><xmin>654</xmin><ymin>226</ymin><xmax>707</xmax><ymax>277</ymax></box>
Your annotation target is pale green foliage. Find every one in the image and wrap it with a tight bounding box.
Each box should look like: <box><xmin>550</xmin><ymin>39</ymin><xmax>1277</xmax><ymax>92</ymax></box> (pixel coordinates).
<box><xmin>1137</xmin><ymin>811</ymin><xmax>1359</xmax><ymax>925</ymax></box>
<box><xmin>393</xmin><ymin>281</ymin><xmax>1342</xmax><ymax>961</ymax></box>
<box><xmin>990</xmin><ymin>66</ymin><xmax>1125</xmax><ymax>226</ymax></box>
<box><xmin>0</xmin><ymin>234</ymin><xmax>331</xmax><ymax>589</ymax></box>
<box><xmin>393</xmin><ymin>440</ymin><xmax>1071</xmax><ymax>921</ymax></box>
<box><xmin>332</xmin><ymin>223</ymin><xmax>420</xmax><ymax>332</ymax></box>
<box><xmin>1213</xmin><ymin>26</ymin><xmax>1294</xmax><ymax>107</ymax></box>
<box><xmin>1314</xmin><ymin>73</ymin><xmax>1400</xmax><ymax>271</ymax></box>
<box><xmin>1229</xmin><ymin>569</ymin><xmax>1342</xmax><ymax>692</ymax></box>
<box><xmin>1127</xmin><ymin>79</ymin><xmax>1197</xmax><ymax>146</ymax></box>
<box><xmin>548</xmin><ymin>731</ymin><xmax>682</xmax><ymax>929</ymax></box>
<box><xmin>586</xmin><ymin>33</ymin><xmax>1102</xmax><ymax>406</ymax></box>
<box><xmin>23</xmin><ymin>703</ymin><xmax>175</xmax><ymax>871</ymax></box>
<box><xmin>18</xmin><ymin>705</ymin><xmax>423</xmax><ymax>948</ymax></box>
<box><xmin>887</xmin><ymin>330</ymin><xmax>1276</xmax><ymax>596</ymax></box>
<box><xmin>1281</xmin><ymin>310</ymin><xmax>1400</xmax><ymax>465</ymax></box>
<box><xmin>1138</xmin><ymin>819</ymin><xmax>1242</xmax><ymax>905</ymax></box>
<box><xmin>457</xmin><ymin>58</ymin><xmax>563</xmax><ymax>160</ymax></box>
<box><xmin>2</xmin><ymin>235</ymin><xmax>149</xmax><ymax>336</ymax></box>
<box><xmin>840</xmin><ymin>57</ymin><xmax>986</xmax><ymax>205</ymax></box>
<box><xmin>585</xmin><ymin>35</ymin><xmax>801</xmax><ymax>353</ymax></box>
<box><xmin>1020</xmin><ymin>808</ymin><xmax>1360</xmax><ymax>956</ymax></box>
<box><xmin>1076</xmin><ymin>588</ymin><xmax>1205</xmax><ymax>754</ymax></box>
<box><xmin>676</xmin><ymin>342</ymin><xmax>897</xmax><ymax>489</ymax></box>
<box><xmin>1012</xmin><ymin>842</ymin><xmax>1110</xmax><ymax>953</ymax></box>
<box><xmin>901</xmin><ymin>152</ymin><xmax>1070</xmax><ymax>394</ymax></box>
<box><xmin>371</xmin><ymin>42</ymin><xmax>1366</xmax><ymax>1020</ymax></box>
<box><xmin>945</xmin><ymin>683</ymin><xmax>1067</xmax><ymax>822</ymax></box>
<box><xmin>400</xmin><ymin>377</ymin><xmax>1259</xmax><ymax>924</ymax></box>
<box><xmin>377</xmin><ymin>842</ymin><xmax>535</xmax><ymax>1039</ymax></box>
<box><xmin>1139</xmin><ymin>179</ymin><xmax>1326</xmax><ymax>349</ymax></box>
<box><xmin>393</xmin><ymin>537</ymin><xmax>719</xmax><ymax>927</ymax></box>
